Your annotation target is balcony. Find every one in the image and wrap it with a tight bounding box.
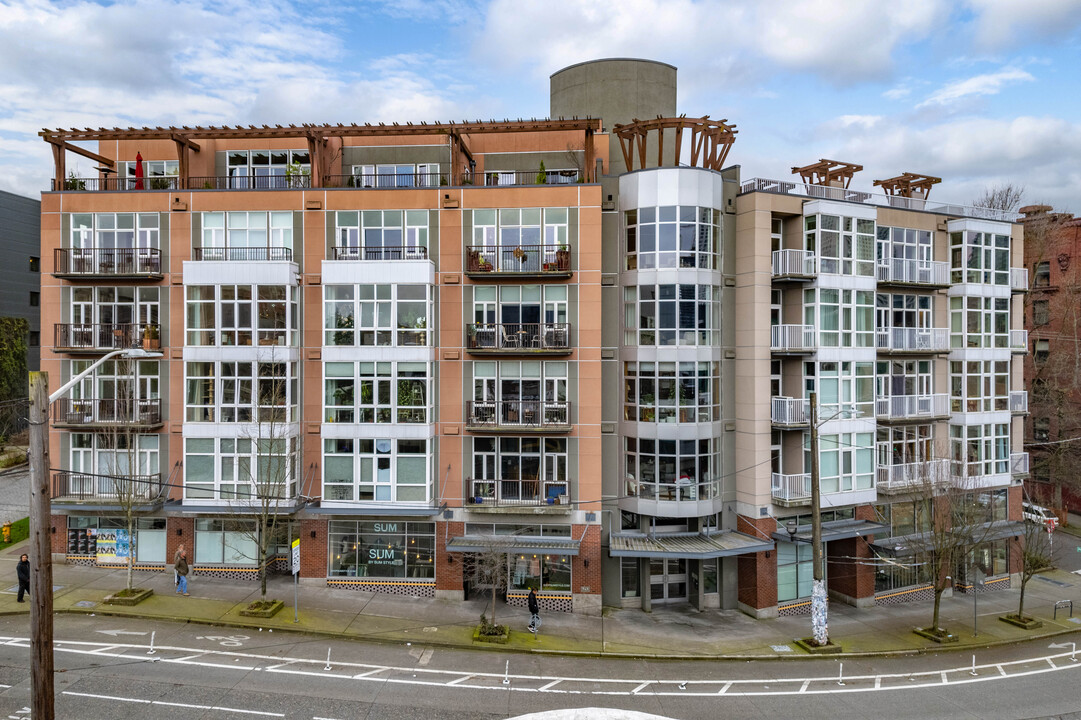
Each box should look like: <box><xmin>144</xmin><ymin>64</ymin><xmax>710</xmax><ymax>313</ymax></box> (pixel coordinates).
<box><xmin>771</xmin><ymin>250</ymin><xmax>816</xmax><ymax>280</ymax></box>
<box><xmin>464</xmin><ymin>477</ymin><xmax>571</xmax><ymax>514</ymax></box>
<box><xmin>192</xmin><ymin>247</ymin><xmax>293</xmax><ymax>261</ymax></box>
<box><xmin>770</xmin><ymin>325</ymin><xmax>816</xmax><ymax>354</ymax></box>
<box><xmin>876</xmin><ymin>259</ymin><xmax>949</xmax><ymax>287</ymax></box>
<box><xmin>323</xmin><ymin>172</ymin><xmax>441</xmax><ymax>189</ymax></box>
<box><xmin>51</xmin><ymin>471</ymin><xmax>164</xmax><ymax>507</ymax></box>
<box><xmin>771</xmin><ymin>396</ymin><xmax>809</xmax><ymax>427</ymax></box>
<box><xmin>1010</xmin><ymin>329</ymin><xmax>1028</xmax><ymax>353</ymax></box>
<box><xmin>876</xmin><ymin>459</ymin><xmax>950</xmax><ymax>494</ymax></box>
<box><xmin>52</xmin><ymin>398</ymin><xmax>163</xmax><ymax>428</ymax></box>
<box><xmin>54</xmin><ymin>323</ymin><xmax>161</xmax><ymax>354</ymax></box>
<box><xmin>620</xmin><ymin>476</ymin><xmax>723</xmax><ymax>518</ymax></box>
<box><xmin>771</xmin><ymin>472</ymin><xmax>811</xmax><ymax>506</ymax></box>
<box><xmin>466</xmin><ymin>245</ymin><xmax>571</xmax><ymax>277</ymax></box>
<box><xmin>465</xmin><ymin>400</ymin><xmax>571</xmax><ymax>433</ymax></box>
<box><xmin>52</xmin><ymin>176</ymin><xmax>179</xmax><ymax>192</ymax></box>
<box><xmin>464</xmin><ymin>169</ymin><xmax>582</xmax><ymax>187</ymax></box>
<box><xmin>1011</xmin><ymin>267</ymin><xmax>1029</xmax><ymax>293</ymax></box>
<box><xmin>189</xmin><ymin>175</ymin><xmax>311</xmax><ymax>190</ymax></box>
<box><xmin>1010</xmin><ymin>390</ymin><xmax>1028</xmax><ymax>414</ymax></box>
<box><xmin>53</xmin><ymin>248</ymin><xmax>162</xmax><ymax>279</ymax></box>
<box><xmin>330</xmin><ymin>245</ymin><xmax>428</xmax><ymax>261</ymax></box>
<box><xmin>466</xmin><ymin>323</ymin><xmax>571</xmax><ymax>355</ymax></box>
<box><xmin>875</xmin><ymin>393</ymin><xmax>950</xmax><ymax>422</ymax></box>
<box><xmin>876</xmin><ymin>327</ymin><xmax>949</xmax><ymax>354</ymax></box>
<box><xmin>1011</xmin><ymin>452</ymin><xmax>1029</xmax><ymax>477</ymax></box>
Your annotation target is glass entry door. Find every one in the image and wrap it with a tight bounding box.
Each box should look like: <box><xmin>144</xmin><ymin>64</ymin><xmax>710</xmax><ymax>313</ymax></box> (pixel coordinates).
<box><xmin>650</xmin><ymin>558</ymin><xmax>687</xmax><ymax>603</ymax></box>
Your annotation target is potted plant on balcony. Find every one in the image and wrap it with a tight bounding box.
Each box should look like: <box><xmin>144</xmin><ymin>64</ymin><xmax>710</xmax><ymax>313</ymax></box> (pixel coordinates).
<box><xmin>63</xmin><ymin>172</ymin><xmax>86</xmax><ymax>191</ymax></box>
<box><xmin>535</xmin><ymin>161</ymin><xmax>547</xmax><ymax>185</ymax></box>
<box><xmin>555</xmin><ymin>243</ymin><xmax>570</xmax><ymax>270</ymax></box>
<box><xmin>142</xmin><ymin>324</ymin><xmax>159</xmax><ymax>350</ymax></box>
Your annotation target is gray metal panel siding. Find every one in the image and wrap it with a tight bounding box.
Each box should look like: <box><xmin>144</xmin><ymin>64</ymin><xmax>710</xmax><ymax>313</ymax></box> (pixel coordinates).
<box><xmin>0</xmin><ymin>190</ymin><xmax>41</xmax><ymax>370</ymax></box>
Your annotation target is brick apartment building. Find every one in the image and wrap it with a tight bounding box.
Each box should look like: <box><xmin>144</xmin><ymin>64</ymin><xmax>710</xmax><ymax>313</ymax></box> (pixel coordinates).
<box><xmin>1020</xmin><ymin>204</ymin><xmax>1081</xmax><ymax>514</ymax></box>
<box><xmin>38</xmin><ymin>58</ymin><xmax>1028</xmax><ymax>618</ymax></box>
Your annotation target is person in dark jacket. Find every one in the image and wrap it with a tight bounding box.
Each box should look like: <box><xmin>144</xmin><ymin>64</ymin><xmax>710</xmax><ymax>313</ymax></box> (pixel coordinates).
<box><xmin>16</xmin><ymin>554</ymin><xmax>29</xmax><ymax>603</ymax></box>
<box><xmin>527</xmin><ymin>588</ymin><xmax>540</xmax><ymax>633</ymax></box>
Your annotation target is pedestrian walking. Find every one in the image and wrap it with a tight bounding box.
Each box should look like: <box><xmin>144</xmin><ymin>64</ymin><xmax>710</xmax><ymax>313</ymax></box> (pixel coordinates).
<box><xmin>174</xmin><ymin>544</ymin><xmax>189</xmax><ymax>596</ymax></box>
<box><xmin>527</xmin><ymin>587</ymin><xmax>541</xmax><ymax>636</ymax></box>
<box><xmin>16</xmin><ymin>554</ymin><xmax>29</xmax><ymax>603</ymax></box>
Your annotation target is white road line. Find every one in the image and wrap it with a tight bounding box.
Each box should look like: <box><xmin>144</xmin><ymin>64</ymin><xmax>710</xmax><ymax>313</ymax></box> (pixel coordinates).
<box><xmin>1048</xmin><ymin>658</ymin><xmax>1057</xmax><ymax>668</ymax></box>
<box><xmin>874</xmin><ymin>677</ymin><xmax>881</xmax><ymax>689</ymax></box>
<box><xmin>62</xmin><ymin>690</ymin><xmax>284</xmax><ymax>717</ymax></box>
<box><xmin>799</xmin><ymin>680</ymin><xmax>810</xmax><ymax>693</ymax></box>
<box><xmin>352</xmin><ymin>669</ymin><xmax>384</xmax><ymax>679</ymax></box>
<box><xmin>997</xmin><ymin>665</ymin><xmax>1007</xmax><ymax>676</ymax></box>
<box><xmin>631</xmin><ymin>682</ymin><xmax>650</xmax><ymax>694</ymax></box>
<box><xmin>717</xmin><ymin>682</ymin><xmax>732</xmax><ymax>695</ymax></box>
<box><xmin>445</xmin><ymin>674</ymin><xmax>472</xmax><ymax>685</ymax></box>
<box><xmin>538</xmin><ymin>680</ymin><xmax>562</xmax><ymax>691</ymax></box>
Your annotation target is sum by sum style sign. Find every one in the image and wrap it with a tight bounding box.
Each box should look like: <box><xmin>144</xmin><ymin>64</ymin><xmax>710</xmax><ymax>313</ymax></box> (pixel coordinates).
<box><xmin>366</xmin><ymin>523</ymin><xmax>405</xmax><ymax>571</ymax></box>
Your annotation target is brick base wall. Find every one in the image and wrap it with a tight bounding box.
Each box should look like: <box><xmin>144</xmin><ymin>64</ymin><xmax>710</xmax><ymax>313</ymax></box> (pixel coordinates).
<box><xmin>736</xmin><ymin>515</ymin><xmax>777</xmax><ymax>611</ymax></box>
<box><xmin>437</xmin><ymin>521</ymin><xmax>464</xmax><ymax>591</ymax></box>
<box><xmin>298</xmin><ymin>518</ymin><xmax>328</xmax><ymax>579</ymax></box>
<box><xmin>167</xmin><ymin>517</ymin><xmax>193</xmax><ymax>567</ymax></box>
<box><xmin>50</xmin><ymin>515</ymin><xmax>67</xmax><ymax>555</ymax></box>
<box><xmin>572</xmin><ymin>524</ymin><xmax>601</xmax><ymax>596</ymax></box>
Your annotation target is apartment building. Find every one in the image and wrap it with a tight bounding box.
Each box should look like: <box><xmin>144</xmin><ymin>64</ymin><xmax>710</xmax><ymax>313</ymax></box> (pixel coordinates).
<box><xmin>1020</xmin><ymin>204</ymin><xmax>1081</xmax><ymax>513</ymax></box>
<box><xmin>39</xmin><ymin>58</ymin><xmax>1028</xmax><ymax>619</ymax></box>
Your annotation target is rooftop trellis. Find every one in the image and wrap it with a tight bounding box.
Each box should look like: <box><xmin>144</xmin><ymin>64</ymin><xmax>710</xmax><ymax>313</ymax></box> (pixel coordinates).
<box><xmin>791</xmin><ymin>159</ymin><xmax>863</xmax><ymax>188</ymax></box>
<box><xmin>611</xmin><ymin>115</ymin><xmax>738</xmax><ymax>172</ymax></box>
<box><xmin>873</xmin><ymin>172</ymin><xmax>942</xmax><ymax>199</ymax></box>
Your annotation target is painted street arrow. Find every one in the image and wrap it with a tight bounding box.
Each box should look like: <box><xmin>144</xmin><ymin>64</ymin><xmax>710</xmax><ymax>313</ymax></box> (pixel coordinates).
<box><xmin>96</xmin><ymin>630</ymin><xmax>148</xmax><ymax>637</ymax></box>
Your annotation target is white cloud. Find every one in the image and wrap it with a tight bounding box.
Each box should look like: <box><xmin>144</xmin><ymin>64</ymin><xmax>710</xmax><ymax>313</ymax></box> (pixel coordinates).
<box><xmin>918</xmin><ymin>67</ymin><xmax>1034</xmax><ymax>107</ymax></box>
<box><xmin>964</xmin><ymin>0</ymin><xmax>1081</xmax><ymax>49</ymax></box>
<box><xmin>836</xmin><ymin>115</ymin><xmax>882</xmax><ymax>129</ymax></box>
<box><xmin>883</xmin><ymin>85</ymin><xmax>912</xmax><ymax>100</ymax></box>
<box><xmin>477</xmin><ymin>0</ymin><xmax>949</xmax><ymax>86</ymax></box>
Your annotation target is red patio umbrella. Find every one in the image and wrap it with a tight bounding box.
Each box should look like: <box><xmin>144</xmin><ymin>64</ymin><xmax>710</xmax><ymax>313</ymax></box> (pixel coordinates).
<box><xmin>134</xmin><ymin>151</ymin><xmax>144</xmax><ymax>190</ymax></box>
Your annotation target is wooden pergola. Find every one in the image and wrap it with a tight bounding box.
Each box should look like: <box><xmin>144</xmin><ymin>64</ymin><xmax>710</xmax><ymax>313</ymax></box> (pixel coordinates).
<box><xmin>791</xmin><ymin>159</ymin><xmax>863</xmax><ymax>188</ymax></box>
<box><xmin>611</xmin><ymin>115</ymin><xmax>737</xmax><ymax>172</ymax></box>
<box><xmin>40</xmin><ymin>118</ymin><xmax>602</xmax><ymax>189</ymax></box>
<box><xmin>872</xmin><ymin>172</ymin><xmax>942</xmax><ymax>199</ymax></box>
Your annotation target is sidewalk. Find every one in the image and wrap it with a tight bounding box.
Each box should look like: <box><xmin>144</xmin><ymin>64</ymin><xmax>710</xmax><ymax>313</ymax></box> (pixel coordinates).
<box><xmin>2</xmin><ymin>541</ymin><xmax>1081</xmax><ymax>659</ymax></box>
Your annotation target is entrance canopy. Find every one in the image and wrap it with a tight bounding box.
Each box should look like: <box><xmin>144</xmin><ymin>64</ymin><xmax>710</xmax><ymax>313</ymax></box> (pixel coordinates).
<box><xmin>770</xmin><ymin>518</ymin><xmax>890</xmax><ymax>545</ymax></box>
<box><xmin>446</xmin><ymin>534</ymin><xmax>580</xmax><ymax>556</ymax></box>
<box><xmin>870</xmin><ymin>520</ymin><xmax>1025</xmax><ymax>557</ymax></box>
<box><xmin>609</xmin><ymin>530</ymin><xmax>772</xmax><ymax>559</ymax></box>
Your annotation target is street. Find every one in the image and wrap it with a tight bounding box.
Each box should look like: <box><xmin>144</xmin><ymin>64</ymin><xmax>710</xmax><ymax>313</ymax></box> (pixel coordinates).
<box><xmin>0</xmin><ymin>614</ymin><xmax>1079</xmax><ymax>718</ymax></box>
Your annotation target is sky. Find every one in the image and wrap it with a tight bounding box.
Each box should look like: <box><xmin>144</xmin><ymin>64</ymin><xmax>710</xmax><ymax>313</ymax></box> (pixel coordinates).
<box><xmin>1</xmin><ymin>0</ymin><xmax>1080</xmax><ymax>213</ymax></box>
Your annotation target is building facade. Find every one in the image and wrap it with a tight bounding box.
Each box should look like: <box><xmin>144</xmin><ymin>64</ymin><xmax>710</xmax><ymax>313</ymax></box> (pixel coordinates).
<box><xmin>39</xmin><ymin>58</ymin><xmax>1028</xmax><ymax>618</ymax></box>
<box><xmin>0</xmin><ymin>188</ymin><xmax>41</xmax><ymax>373</ymax></box>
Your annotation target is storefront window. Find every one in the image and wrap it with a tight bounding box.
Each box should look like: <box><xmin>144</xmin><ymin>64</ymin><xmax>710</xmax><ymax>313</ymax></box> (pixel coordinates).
<box><xmin>702</xmin><ymin>558</ymin><xmax>718</xmax><ymax>594</ymax></box>
<box><xmin>509</xmin><ymin>553</ymin><xmax>572</xmax><ymax>591</ymax></box>
<box><xmin>776</xmin><ymin>540</ymin><xmax>813</xmax><ymax>602</ymax></box>
<box><xmin>65</xmin><ymin>516</ymin><xmax>166</xmax><ymax>563</ymax></box>
<box><xmin>620</xmin><ymin>557</ymin><xmax>639</xmax><ymax>598</ymax></box>
<box><xmin>328</xmin><ymin>521</ymin><xmax>434</xmax><ymax>579</ymax></box>
<box><xmin>194</xmin><ymin>519</ymin><xmax>258</xmax><ymax>565</ymax></box>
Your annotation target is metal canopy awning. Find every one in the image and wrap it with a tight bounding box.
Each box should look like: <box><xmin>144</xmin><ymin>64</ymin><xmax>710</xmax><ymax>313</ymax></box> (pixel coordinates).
<box><xmin>770</xmin><ymin>518</ymin><xmax>890</xmax><ymax>544</ymax></box>
<box><xmin>609</xmin><ymin>530</ymin><xmax>773</xmax><ymax>559</ymax></box>
<box><xmin>163</xmin><ymin>500</ymin><xmax>304</xmax><ymax>516</ymax></box>
<box><xmin>870</xmin><ymin>520</ymin><xmax>1026</xmax><ymax>557</ymax></box>
<box><xmin>971</xmin><ymin>520</ymin><xmax>1027</xmax><ymax>543</ymax></box>
<box><xmin>446</xmin><ymin>534</ymin><xmax>581</xmax><ymax>556</ymax></box>
<box><xmin>305</xmin><ymin>504</ymin><xmax>441</xmax><ymax>517</ymax></box>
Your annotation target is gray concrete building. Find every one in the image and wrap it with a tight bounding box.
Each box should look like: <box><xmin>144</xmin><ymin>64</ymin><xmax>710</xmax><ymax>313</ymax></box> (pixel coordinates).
<box><xmin>0</xmin><ymin>189</ymin><xmax>41</xmax><ymax>372</ymax></box>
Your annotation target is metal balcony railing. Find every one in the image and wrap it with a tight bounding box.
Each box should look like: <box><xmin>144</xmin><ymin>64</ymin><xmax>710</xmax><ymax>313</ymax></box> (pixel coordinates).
<box><xmin>771</xmin><ymin>396</ymin><xmax>809</xmax><ymax>426</ymax></box>
<box><xmin>464</xmin><ymin>169</ymin><xmax>581</xmax><ymax>187</ymax></box>
<box><xmin>192</xmin><ymin>247</ymin><xmax>293</xmax><ymax>261</ymax></box>
<box><xmin>466</xmin><ymin>245</ymin><xmax>571</xmax><ymax>274</ymax></box>
<box><xmin>52</xmin><ymin>176</ymin><xmax>179</xmax><ymax>192</ymax></box>
<box><xmin>1010</xmin><ymin>329</ymin><xmax>1028</xmax><ymax>352</ymax></box>
<box><xmin>466</xmin><ymin>400</ymin><xmax>571</xmax><ymax>430</ymax></box>
<box><xmin>323</xmin><ymin>172</ymin><xmax>441</xmax><ymax>189</ymax></box>
<box><xmin>876</xmin><ymin>327</ymin><xmax>949</xmax><ymax>353</ymax></box>
<box><xmin>771</xmin><ymin>472</ymin><xmax>811</xmax><ymax>502</ymax></box>
<box><xmin>464</xmin><ymin>477</ymin><xmax>570</xmax><ymax>507</ymax></box>
<box><xmin>52</xmin><ymin>398</ymin><xmax>162</xmax><ymax>427</ymax></box>
<box><xmin>875</xmin><ymin>394</ymin><xmax>949</xmax><ymax>420</ymax></box>
<box><xmin>330</xmin><ymin>245</ymin><xmax>428</xmax><ymax>260</ymax></box>
<box><xmin>467</xmin><ymin>323</ymin><xmax>570</xmax><ymax>352</ymax></box>
<box><xmin>631</xmin><ymin>478</ymin><xmax>721</xmax><ymax>502</ymax></box>
<box><xmin>770</xmin><ymin>324</ymin><xmax>816</xmax><ymax>352</ymax></box>
<box><xmin>54</xmin><ymin>323</ymin><xmax>159</xmax><ymax>352</ymax></box>
<box><xmin>876</xmin><ymin>259</ymin><xmax>949</xmax><ymax>286</ymax></box>
<box><xmin>1010</xmin><ymin>390</ymin><xmax>1028</xmax><ymax>414</ymax></box>
<box><xmin>1011</xmin><ymin>452</ymin><xmax>1030</xmax><ymax>476</ymax></box>
<box><xmin>188</xmin><ymin>175</ymin><xmax>311</xmax><ymax>190</ymax></box>
<box><xmin>1011</xmin><ymin>267</ymin><xmax>1029</xmax><ymax>292</ymax></box>
<box><xmin>51</xmin><ymin>471</ymin><xmax>163</xmax><ymax>502</ymax></box>
<box><xmin>771</xmin><ymin>249</ymin><xmax>816</xmax><ymax>278</ymax></box>
<box><xmin>54</xmin><ymin>248</ymin><xmax>162</xmax><ymax>277</ymax></box>
<box><xmin>876</xmin><ymin>459</ymin><xmax>950</xmax><ymax>492</ymax></box>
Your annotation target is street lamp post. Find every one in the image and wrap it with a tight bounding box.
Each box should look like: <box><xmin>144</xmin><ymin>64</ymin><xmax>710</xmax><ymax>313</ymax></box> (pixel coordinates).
<box><xmin>28</xmin><ymin>347</ymin><xmax>162</xmax><ymax>720</ymax></box>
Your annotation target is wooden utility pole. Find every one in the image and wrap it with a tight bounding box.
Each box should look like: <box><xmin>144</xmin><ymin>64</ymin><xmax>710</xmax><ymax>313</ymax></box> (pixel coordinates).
<box><xmin>809</xmin><ymin>391</ymin><xmax>828</xmax><ymax>646</ymax></box>
<box><xmin>28</xmin><ymin>372</ymin><xmax>55</xmax><ymax>719</ymax></box>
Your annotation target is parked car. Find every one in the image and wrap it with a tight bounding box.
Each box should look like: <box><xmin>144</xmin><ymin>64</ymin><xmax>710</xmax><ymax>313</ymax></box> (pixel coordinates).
<box><xmin>1022</xmin><ymin>501</ymin><xmax>1059</xmax><ymax>531</ymax></box>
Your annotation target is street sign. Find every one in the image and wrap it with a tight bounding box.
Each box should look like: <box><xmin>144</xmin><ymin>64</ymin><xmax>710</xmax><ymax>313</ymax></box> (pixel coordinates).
<box><xmin>291</xmin><ymin>538</ymin><xmax>300</xmax><ymax>575</ymax></box>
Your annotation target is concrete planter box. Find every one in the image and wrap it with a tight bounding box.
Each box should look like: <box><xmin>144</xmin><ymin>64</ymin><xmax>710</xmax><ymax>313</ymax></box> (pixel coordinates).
<box><xmin>239</xmin><ymin>600</ymin><xmax>284</xmax><ymax>618</ymax></box>
<box><xmin>914</xmin><ymin>627</ymin><xmax>959</xmax><ymax>643</ymax></box>
<box><xmin>999</xmin><ymin>614</ymin><xmax>1043</xmax><ymax>630</ymax></box>
<box><xmin>794</xmin><ymin>637</ymin><xmax>843</xmax><ymax>654</ymax></box>
<box><xmin>103</xmin><ymin>588</ymin><xmax>153</xmax><ymax>606</ymax></box>
<box><xmin>473</xmin><ymin>626</ymin><xmax>509</xmax><ymax>644</ymax></box>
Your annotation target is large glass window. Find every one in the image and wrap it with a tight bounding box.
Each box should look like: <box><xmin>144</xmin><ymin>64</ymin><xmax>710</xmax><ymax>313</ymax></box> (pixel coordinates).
<box><xmin>625</xmin><ymin>283</ymin><xmax>720</xmax><ymax>347</ymax></box>
<box><xmin>949</xmin><ymin>360</ymin><xmax>1009</xmax><ymax>412</ymax></box>
<box><xmin>65</xmin><ymin>516</ymin><xmax>166</xmax><ymax>562</ymax></box>
<box><xmin>950</xmin><ymin>230</ymin><xmax>1010</xmax><ymax>285</ymax></box>
<box><xmin>194</xmin><ymin>519</ymin><xmax>259</xmax><ymax>565</ymax></box>
<box><xmin>510</xmin><ymin>553</ymin><xmax>572</xmax><ymax>591</ymax></box>
<box><xmin>351</xmin><ymin>164</ymin><xmax>439</xmax><ymax>189</ymax></box>
<box><xmin>469</xmin><ymin>285</ymin><xmax>567</xmax><ymax>349</ymax></box>
<box><xmin>471</xmin><ymin>360</ymin><xmax>568</xmax><ymax>425</ymax></box>
<box><xmin>807</xmin><ymin>432</ymin><xmax>874</xmax><ymax>493</ymax></box>
<box><xmin>949</xmin><ymin>296</ymin><xmax>1009</xmax><ymax>349</ymax></box>
<box><xmin>806</xmin><ymin>214</ymin><xmax>875</xmax><ymax>276</ymax></box>
<box><xmin>323</xmin><ymin>361</ymin><xmax>430</xmax><ymax>424</ymax></box>
<box><xmin>228</xmin><ymin>150</ymin><xmax>310</xmax><ymax>189</ymax></box>
<box><xmin>469</xmin><ymin>437</ymin><xmax>568</xmax><ymax>504</ymax></box>
<box><xmin>623</xmin><ymin>360</ymin><xmax>720</xmax><ymax>423</ymax></box>
<box><xmin>67</xmin><ymin>433</ymin><xmax>159</xmax><ymax>498</ymax></box>
<box><xmin>184</xmin><ymin>436</ymin><xmax>298</xmax><ymax>502</ymax></box>
<box><xmin>70</xmin><ymin>212</ymin><xmax>160</xmax><ymax>251</ymax></box>
<box><xmin>950</xmin><ymin>423</ymin><xmax>1009</xmax><ymax>478</ymax></box>
<box><xmin>804</xmin><ymin>288</ymin><xmax>874</xmax><ymax>348</ymax></box>
<box><xmin>328</xmin><ymin>521</ymin><xmax>435</xmax><ymax>578</ymax></box>
<box><xmin>185</xmin><ymin>284</ymin><xmax>298</xmax><ymax>347</ymax></box>
<box><xmin>324</xmin><ymin>284</ymin><xmax>430</xmax><ymax>347</ymax></box>
<box><xmin>776</xmin><ymin>540</ymin><xmax>813</xmax><ymax>601</ymax></box>
<box><xmin>805</xmin><ymin>361</ymin><xmax>874</xmax><ymax>419</ymax></box>
<box><xmin>334</xmin><ymin>209</ymin><xmax>430</xmax><ymax>258</ymax></box>
<box><xmin>200</xmin><ymin>211</ymin><xmax>293</xmax><ymax>259</ymax></box>
<box><xmin>185</xmin><ymin>360</ymin><xmax>298</xmax><ymax>423</ymax></box>
<box><xmin>322</xmin><ymin>438</ymin><xmax>432</xmax><ymax>503</ymax></box>
<box><xmin>624</xmin><ymin>205</ymin><xmax>720</xmax><ymax>270</ymax></box>
<box><xmin>623</xmin><ymin>436</ymin><xmax>720</xmax><ymax>501</ymax></box>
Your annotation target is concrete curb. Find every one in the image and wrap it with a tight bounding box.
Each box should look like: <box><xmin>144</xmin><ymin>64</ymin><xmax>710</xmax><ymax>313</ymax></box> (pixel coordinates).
<box><xmin>50</xmin><ymin>604</ymin><xmax>1081</xmax><ymax>661</ymax></box>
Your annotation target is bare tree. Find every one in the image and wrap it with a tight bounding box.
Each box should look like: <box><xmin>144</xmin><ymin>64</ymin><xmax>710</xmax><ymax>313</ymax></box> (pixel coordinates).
<box><xmin>224</xmin><ymin>353</ymin><xmax>298</xmax><ymax>605</ymax></box>
<box><xmin>1011</xmin><ymin>515</ymin><xmax>1053</xmax><ymax>623</ymax></box>
<box><xmin>469</xmin><ymin>535</ymin><xmax>510</xmax><ymax>634</ymax></box>
<box><xmin>972</xmin><ymin>183</ymin><xmax>1025</xmax><ymax>212</ymax></box>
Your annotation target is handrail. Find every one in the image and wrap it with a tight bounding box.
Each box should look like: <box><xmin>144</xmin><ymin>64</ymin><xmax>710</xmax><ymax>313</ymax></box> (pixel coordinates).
<box><xmin>466</xmin><ymin>400</ymin><xmax>571</xmax><ymax>428</ymax></box>
<box><xmin>52</xmin><ymin>397</ymin><xmax>162</xmax><ymax>425</ymax></box>
<box><xmin>192</xmin><ymin>247</ymin><xmax>293</xmax><ymax>261</ymax></box>
<box><xmin>54</xmin><ymin>247</ymin><xmax>162</xmax><ymax>276</ymax></box>
<box><xmin>466</xmin><ymin>244</ymin><xmax>571</xmax><ymax>274</ymax></box>
<box><xmin>467</xmin><ymin>322</ymin><xmax>571</xmax><ymax>351</ymax></box>
<box><xmin>330</xmin><ymin>245</ymin><xmax>428</xmax><ymax>260</ymax></box>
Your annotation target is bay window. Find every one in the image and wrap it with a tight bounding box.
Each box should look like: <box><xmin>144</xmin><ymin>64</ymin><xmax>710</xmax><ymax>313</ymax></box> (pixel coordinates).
<box><xmin>324</xmin><ymin>283</ymin><xmax>431</xmax><ymax>347</ymax></box>
<box><xmin>185</xmin><ymin>284</ymin><xmax>298</xmax><ymax>347</ymax></box>
<box><xmin>323</xmin><ymin>361</ymin><xmax>430</xmax><ymax>424</ymax></box>
<box><xmin>322</xmin><ymin>438</ymin><xmax>432</xmax><ymax>503</ymax></box>
<box><xmin>184</xmin><ymin>436</ymin><xmax>298</xmax><ymax>501</ymax></box>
